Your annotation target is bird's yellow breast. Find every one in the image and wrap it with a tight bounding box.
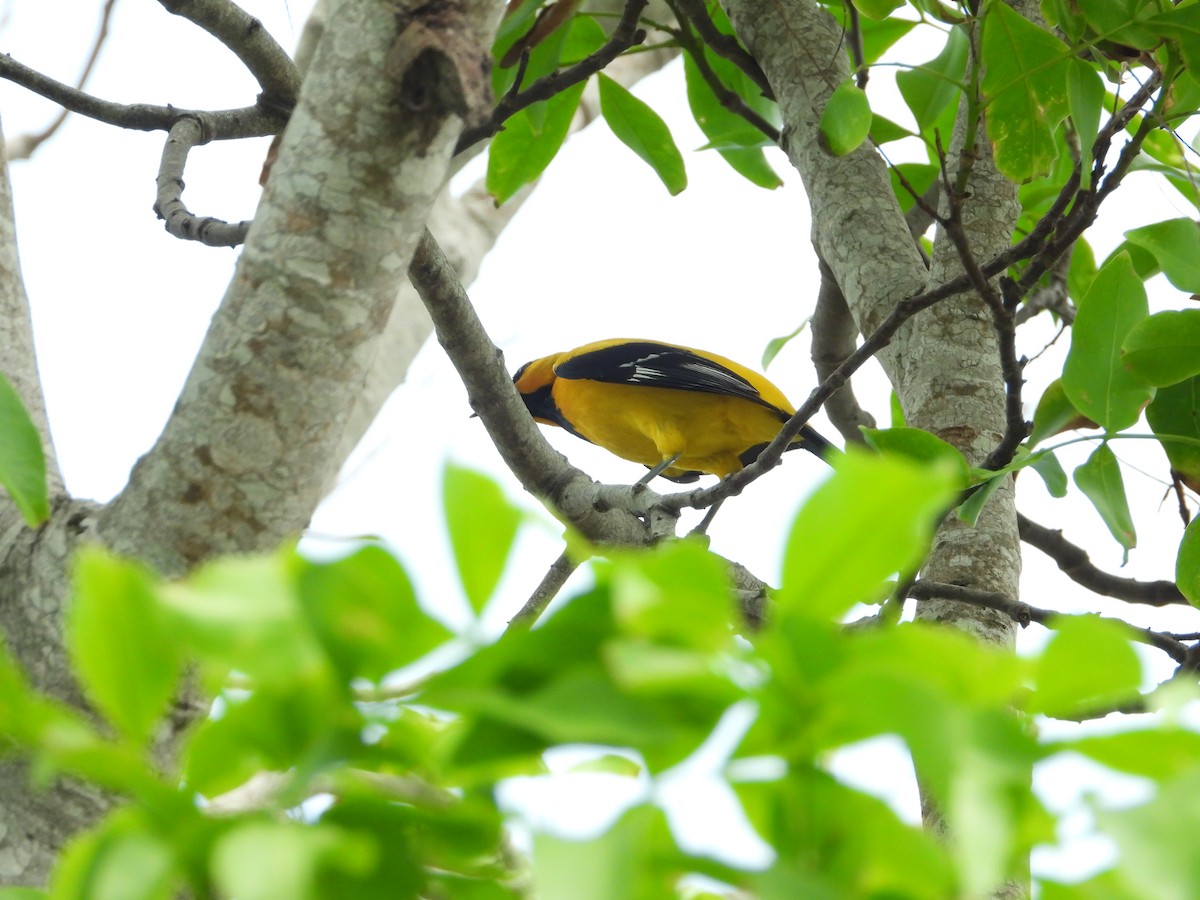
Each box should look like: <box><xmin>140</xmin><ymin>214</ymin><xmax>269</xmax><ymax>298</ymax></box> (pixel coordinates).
<box><xmin>550</xmin><ymin>379</ymin><xmax>790</xmax><ymax>478</ymax></box>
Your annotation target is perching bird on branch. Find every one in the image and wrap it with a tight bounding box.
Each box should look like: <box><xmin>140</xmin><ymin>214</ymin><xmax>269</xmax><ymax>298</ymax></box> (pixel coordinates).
<box><xmin>512</xmin><ymin>338</ymin><xmax>834</xmax><ymax>484</ymax></box>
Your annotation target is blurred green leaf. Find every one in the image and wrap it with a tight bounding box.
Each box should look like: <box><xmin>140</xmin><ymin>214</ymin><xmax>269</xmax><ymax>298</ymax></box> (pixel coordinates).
<box><xmin>1063</xmin><ymin>251</ymin><xmax>1153</xmax><ymax>431</ymax></box>
<box><xmin>981</xmin><ymin>1</ymin><xmax>1073</xmax><ymax>181</ymax></box>
<box><xmin>487</xmin><ymin>81</ymin><xmax>586</xmax><ymax>204</ymax></box>
<box><xmin>1124</xmin><ymin>218</ymin><xmax>1200</xmax><ymax>293</ymax></box>
<box><xmin>68</xmin><ymin>550</ymin><xmax>183</xmax><ymax>745</ymax></box>
<box><xmin>896</xmin><ymin>26</ymin><xmax>969</xmax><ymax>132</ymax></box>
<box><xmin>533</xmin><ymin>805</ymin><xmax>683</xmax><ymax>900</ymax></box>
<box><xmin>1122</xmin><ymin>309</ymin><xmax>1200</xmax><ymax>387</ymax></box>
<box><xmin>609</xmin><ymin>540</ymin><xmax>736</xmax><ymax>652</ymax></box>
<box><xmin>860</xmin><ymin>427</ymin><xmax>972</xmax><ymax>482</ymax></box>
<box><xmin>746</xmin><ymin>766</ymin><xmax>955</xmax><ymax>899</ymax></box>
<box><xmin>211</xmin><ymin>820</ymin><xmax>373</xmax><ymax>900</ymax></box>
<box><xmin>819</xmin><ymin>80</ymin><xmax>873</xmax><ymax>156</ymax></box>
<box><xmin>297</xmin><ymin>546</ymin><xmax>452</xmax><ymax>683</ymax></box>
<box><xmin>597</xmin><ymin>75</ymin><xmax>687</xmax><ymax>195</ymax></box>
<box><xmin>0</xmin><ymin>372</ymin><xmax>48</xmax><ymax>526</ymax></box>
<box><xmin>1101</xmin><ymin>767</ymin><xmax>1200</xmax><ymax>900</ymax></box>
<box><xmin>158</xmin><ymin>552</ymin><xmax>324</xmax><ymax>685</ymax></box>
<box><xmin>779</xmin><ymin>449</ymin><xmax>962</xmax><ymax>619</ymax></box>
<box><xmin>1073</xmin><ymin>443</ymin><xmax>1136</xmax><ymax>557</ymax></box>
<box><xmin>1177</xmin><ymin>517</ymin><xmax>1200</xmax><ymax>607</ymax></box>
<box><xmin>1146</xmin><ymin>375</ymin><xmax>1200</xmax><ymax>493</ymax></box>
<box><xmin>443</xmin><ymin>463</ymin><xmax>522</xmax><ymax>615</ymax></box>
<box><xmin>1029</xmin><ymin>615</ymin><xmax>1142</xmax><ymax>717</ymax></box>
<box><xmin>51</xmin><ymin>811</ymin><xmax>177</xmax><ymax>900</ymax></box>
<box><xmin>1066</xmin><ymin>728</ymin><xmax>1200</xmax><ymax>780</ymax></box>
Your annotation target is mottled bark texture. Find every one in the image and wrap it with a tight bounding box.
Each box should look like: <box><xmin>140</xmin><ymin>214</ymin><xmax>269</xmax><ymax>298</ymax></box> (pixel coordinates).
<box><xmin>722</xmin><ymin>0</ymin><xmax>1020</xmax><ymax>642</ymax></box>
<box><xmin>0</xmin><ymin>0</ymin><xmax>501</xmax><ymax>884</ymax></box>
<box><xmin>723</xmin><ymin>0</ymin><xmax>1024</xmax><ymax>892</ymax></box>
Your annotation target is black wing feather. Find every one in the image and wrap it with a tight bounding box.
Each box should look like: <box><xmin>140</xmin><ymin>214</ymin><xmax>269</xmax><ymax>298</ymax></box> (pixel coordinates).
<box><xmin>555</xmin><ymin>341</ymin><xmax>776</xmax><ymax>409</ymax></box>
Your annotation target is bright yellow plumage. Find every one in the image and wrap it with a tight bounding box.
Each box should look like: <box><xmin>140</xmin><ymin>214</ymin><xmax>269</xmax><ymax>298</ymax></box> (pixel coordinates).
<box><xmin>512</xmin><ymin>338</ymin><xmax>832</xmax><ymax>482</ymax></box>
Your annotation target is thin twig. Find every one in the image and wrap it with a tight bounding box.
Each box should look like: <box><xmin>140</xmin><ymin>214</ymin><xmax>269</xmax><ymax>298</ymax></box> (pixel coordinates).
<box><xmin>908</xmin><ymin>579</ymin><xmax>1189</xmax><ymax>663</ymax></box>
<box><xmin>672</xmin><ymin>0</ymin><xmax>773</xmax><ymax>99</ymax></box>
<box><xmin>455</xmin><ymin>0</ymin><xmax>649</xmax><ymax>154</ymax></box>
<box><xmin>664</xmin><ymin>0</ymin><xmax>780</xmax><ymax>144</ymax></box>
<box><xmin>9</xmin><ymin>0</ymin><xmax>120</xmax><ymax>160</ymax></box>
<box><xmin>506</xmin><ymin>551</ymin><xmax>580</xmax><ymax>632</ymax></box>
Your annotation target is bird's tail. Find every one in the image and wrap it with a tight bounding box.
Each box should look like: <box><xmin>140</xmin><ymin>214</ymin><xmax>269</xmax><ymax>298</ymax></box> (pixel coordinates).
<box><xmin>793</xmin><ymin>424</ymin><xmax>836</xmax><ymax>462</ymax></box>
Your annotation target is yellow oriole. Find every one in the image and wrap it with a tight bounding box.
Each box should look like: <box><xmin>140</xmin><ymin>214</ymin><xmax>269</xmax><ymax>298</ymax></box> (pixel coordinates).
<box><xmin>513</xmin><ymin>338</ymin><xmax>834</xmax><ymax>483</ymax></box>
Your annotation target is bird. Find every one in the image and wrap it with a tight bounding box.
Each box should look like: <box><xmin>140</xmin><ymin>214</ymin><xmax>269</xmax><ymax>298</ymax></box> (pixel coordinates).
<box><xmin>512</xmin><ymin>338</ymin><xmax>834</xmax><ymax>484</ymax></box>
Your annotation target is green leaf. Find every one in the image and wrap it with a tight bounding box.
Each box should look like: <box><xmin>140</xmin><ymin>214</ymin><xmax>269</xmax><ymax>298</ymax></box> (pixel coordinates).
<box><xmin>1068</xmin><ymin>236</ymin><xmax>1097</xmax><ymax>304</ymax></box>
<box><xmin>1066</xmin><ymin>58</ymin><xmax>1104</xmax><ymax>188</ymax></box>
<box><xmin>1100</xmin><ymin>768</ymin><xmax>1200</xmax><ymax>900</ymax></box>
<box><xmin>1073</xmin><ymin>443</ymin><xmax>1136</xmax><ymax>557</ymax></box>
<box><xmin>779</xmin><ymin>449</ymin><xmax>963</xmax><ymax>619</ymax></box>
<box><xmin>1149</xmin><ymin>4</ymin><xmax>1200</xmax><ymax>73</ymax></box>
<box><xmin>597</xmin><ymin>75</ymin><xmax>687</xmax><ymax>195</ymax></box>
<box><xmin>818</xmin><ymin>80</ymin><xmax>873</xmax><ymax>156</ymax></box>
<box><xmin>1028</xmin><ymin>449</ymin><xmax>1069</xmax><ymax>497</ymax></box>
<box><xmin>52</xmin><ymin>811</ymin><xmax>177</xmax><ymax>900</ymax></box>
<box><xmin>296</xmin><ymin>546</ymin><xmax>452</xmax><ymax>683</ymax></box>
<box><xmin>443</xmin><ymin>463</ymin><xmax>522</xmax><ymax>615</ymax></box>
<box><xmin>858</xmin><ymin>16</ymin><xmax>917</xmax><ymax>64</ymax></box>
<box><xmin>888</xmin><ymin>162</ymin><xmax>939</xmax><ymax>213</ymax></box>
<box><xmin>1029</xmin><ymin>378</ymin><xmax>1097</xmax><ymax>447</ymax></box>
<box><xmin>762</xmin><ymin>321</ymin><xmax>808</xmax><ymax>369</ymax></box>
<box><xmin>1124</xmin><ymin>218</ymin><xmax>1200</xmax><ymax>293</ymax></box>
<box><xmin>1063</xmin><ymin>251</ymin><xmax>1154</xmax><ymax>431</ymax></box>
<box><xmin>852</xmin><ymin>0</ymin><xmax>905</xmax><ymax>19</ymax></box>
<box><xmin>211</xmin><ymin>821</ymin><xmax>373</xmax><ymax>900</ymax></box>
<box><xmin>532</xmin><ymin>805</ymin><xmax>681</xmax><ymax>900</ymax></box>
<box><xmin>896</xmin><ymin>26</ymin><xmax>969</xmax><ymax>132</ymax></box>
<box><xmin>1078</xmin><ymin>0</ymin><xmax>1161</xmax><ymax>50</ymax></box>
<box><xmin>1146</xmin><ymin>376</ymin><xmax>1200</xmax><ymax>492</ymax></box>
<box><xmin>1067</xmin><ymin>727</ymin><xmax>1200</xmax><ymax>780</ymax></box>
<box><xmin>487</xmin><ymin>80</ymin><xmax>586</xmax><ymax>204</ymax></box>
<box><xmin>158</xmin><ymin>552</ymin><xmax>324</xmax><ymax>685</ymax></box>
<box><xmin>1177</xmin><ymin>517</ymin><xmax>1200</xmax><ymax>607</ymax></box>
<box><xmin>981</xmin><ymin>1</ymin><xmax>1073</xmax><ymax>181</ymax></box>
<box><xmin>1028</xmin><ymin>615</ymin><xmax>1141</xmax><ymax>717</ymax></box>
<box><xmin>67</xmin><ymin>549</ymin><xmax>183</xmax><ymax>745</ymax></box>
<box><xmin>1122</xmin><ymin>309</ymin><xmax>1200</xmax><ymax>387</ymax></box>
<box><xmin>683</xmin><ymin>53</ymin><xmax>782</xmax><ymax>189</ymax></box>
<box><xmin>860</xmin><ymin>427</ymin><xmax>972</xmax><ymax>483</ymax></box>
<box><xmin>0</xmin><ymin>372</ymin><xmax>48</xmax><ymax>526</ymax></box>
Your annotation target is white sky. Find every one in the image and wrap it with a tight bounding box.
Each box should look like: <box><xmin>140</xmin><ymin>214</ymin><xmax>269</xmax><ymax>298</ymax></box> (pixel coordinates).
<box><xmin>3</xmin><ymin>0</ymin><xmax>1199</xmax><ymax>886</ymax></box>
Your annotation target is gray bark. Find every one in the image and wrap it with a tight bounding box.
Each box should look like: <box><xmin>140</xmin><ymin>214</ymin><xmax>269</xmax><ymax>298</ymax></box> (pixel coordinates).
<box><xmin>0</xmin><ymin>0</ymin><xmax>501</xmax><ymax>883</ymax></box>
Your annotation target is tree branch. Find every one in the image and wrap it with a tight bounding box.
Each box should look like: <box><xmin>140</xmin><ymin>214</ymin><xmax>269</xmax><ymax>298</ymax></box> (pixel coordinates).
<box><xmin>908</xmin><ymin>579</ymin><xmax>1190</xmax><ymax>663</ymax></box>
<box><xmin>154</xmin><ymin>116</ymin><xmax>252</xmax><ymax>246</ymax></box>
<box><xmin>810</xmin><ymin>256</ymin><xmax>876</xmax><ymax>442</ymax></box>
<box><xmin>98</xmin><ymin>0</ymin><xmax>498</xmax><ymax>576</ymax></box>
<box><xmin>1018</xmin><ymin>512</ymin><xmax>1188</xmax><ymax>606</ymax></box>
<box><xmin>0</xmin><ymin>53</ymin><xmax>283</xmax><ymax>138</ymax></box>
<box><xmin>156</xmin><ymin>0</ymin><xmax>301</xmax><ymax>114</ymax></box>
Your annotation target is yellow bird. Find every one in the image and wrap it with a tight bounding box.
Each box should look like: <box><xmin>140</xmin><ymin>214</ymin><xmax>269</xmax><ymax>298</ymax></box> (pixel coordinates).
<box><xmin>512</xmin><ymin>338</ymin><xmax>833</xmax><ymax>483</ymax></box>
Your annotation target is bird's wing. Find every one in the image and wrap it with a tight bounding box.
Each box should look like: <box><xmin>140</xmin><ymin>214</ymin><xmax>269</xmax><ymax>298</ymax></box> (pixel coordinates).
<box><xmin>555</xmin><ymin>341</ymin><xmax>779</xmax><ymax>409</ymax></box>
